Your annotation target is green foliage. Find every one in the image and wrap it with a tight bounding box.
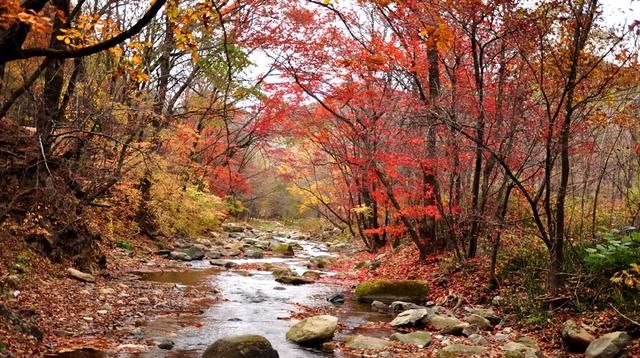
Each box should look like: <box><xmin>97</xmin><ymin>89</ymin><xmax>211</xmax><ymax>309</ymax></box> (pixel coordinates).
<box><xmin>223</xmin><ymin>195</ymin><xmax>248</xmax><ymax>217</ymax></box>
<box><xmin>582</xmin><ymin>229</ymin><xmax>640</xmax><ymax>275</ymax></box>
<box><xmin>10</xmin><ymin>250</ymin><xmax>33</xmax><ymax>274</ymax></box>
<box><xmin>116</xmin><ymin>240</ymin><xmax>134</xmax><ymax>251</ymax></box>
<box><xmin>497</xmin><ymin>241</ymin><xmax>549</xmax><ymax>322</ymax></box>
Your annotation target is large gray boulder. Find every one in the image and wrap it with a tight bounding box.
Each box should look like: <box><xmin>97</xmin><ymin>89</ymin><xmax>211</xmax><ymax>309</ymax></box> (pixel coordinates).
<box><xmin>390</xmin><ymin>308</ymin><xmax>429</xmax><ymax>327</ymax></box>
<box><xmin>561</xmin><ymin>320</ymin><xmax>595</xmax><ymax>352</ymax></box>
<box><xmin>585</xmin><ymin>331</ymin><xmax>632</xmax><ymax>358</ymax></box>
<box><xmin>354</xmin><ymin>280</ymin><xmax>428</xmax><ymax>303</ymax></box>
<box><xmin>286</xmin><ymin>315</ymin><xmax>338</xmax><ymax>344</ymax></box>
<box><xmin>345</xmin><ymin>335</ymin><xmax>389</xmax><ymax>350</ymax></box>
<box><xmin>390</xmin><ymin>331</ymin><xmax>432</xmax><ymax>347</ymax></box>
<box><xmin>202</xmin><ymin>335</ymin><xmax>278</xmax><ymax>358</ymax></box>
<box><xmin>182</xmin><ymin>245</ymin><xmax>205</xmax><ymax>260</ymax></box>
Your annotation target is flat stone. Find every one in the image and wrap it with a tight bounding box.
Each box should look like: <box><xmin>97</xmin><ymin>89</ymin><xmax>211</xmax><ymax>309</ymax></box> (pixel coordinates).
<box><xmin>345</xmin><ymin>335</ymin><xmax>389</xmax><ymax>350</ymax></box>
<box><xmin>429</xmin><ymin>315</ymin><xmax>466</xmax><ymax>335</ymax></box>
<box><xmin>390</xmin><ymin>331</ymin><xmax>432</xmax><ymax>347</ymax></box>
<box><xmin>390</xmin><ymin>308</ymin><xmax>429</xmax><ymax>327</ymax></box>
<box><xmin>468</xmin><ymin>333</ymin><xmax>488</xmax><ymax>346</ymax></box>
<box><xmin>275</xmin><ymin>275</ymin><xmax>314</xmax><ymax>285</ymax></box>
<box><xmin>503</xmin><ymin>341</ymin><xmax>541</xmax><ymax>358</ymax></box>
<box><xmin>438</xmin><ymin>343</ymin><xmax>487</xmax><ymax>357</ymax></box>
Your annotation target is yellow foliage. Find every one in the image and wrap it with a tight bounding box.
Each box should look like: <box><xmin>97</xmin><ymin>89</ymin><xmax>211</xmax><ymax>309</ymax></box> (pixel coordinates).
<box><xmin>611</xmin><ymin>263</ymin><xmax>640</xmax><ymax>290</ymax></box>
<box><xmin>150</xmin><ymin>167</ymin><xmax>226</xmax><ymax>238</ymax></box>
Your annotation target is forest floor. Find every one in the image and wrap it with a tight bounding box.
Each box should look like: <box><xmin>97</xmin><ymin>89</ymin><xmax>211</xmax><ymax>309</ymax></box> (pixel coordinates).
<box><xmin>1</xmin><ymin>222</ymin><xmax>639</xmax><ymax>357</ymax></box>
<box><xmin>0</xmin><ymin>230</ymin><xmax>217</xmax><ymax>357</ymax></box>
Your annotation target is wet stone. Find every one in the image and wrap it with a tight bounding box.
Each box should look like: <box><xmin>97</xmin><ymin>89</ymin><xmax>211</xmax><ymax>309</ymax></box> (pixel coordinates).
<box><xmin>158</xmin><ymin>339</ymin><xmax>174</xmax><ymax>350</ymax></box>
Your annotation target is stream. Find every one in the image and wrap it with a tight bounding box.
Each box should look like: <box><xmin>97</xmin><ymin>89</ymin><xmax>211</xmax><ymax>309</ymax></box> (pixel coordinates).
<box><xmin>135</xmin><ymin>234</ymin><xmax>393</xmax><ymax>357</ymax></box>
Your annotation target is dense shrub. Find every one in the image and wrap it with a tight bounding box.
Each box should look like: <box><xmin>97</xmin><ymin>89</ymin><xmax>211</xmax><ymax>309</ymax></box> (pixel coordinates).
<box><xmin>582</xmin><ymin>228</ymin><xmax>640</xmax><ymax>275</ymax></box>
<box><xmin>151</xmin><ymin>172</ymin><xmax>226</xmax><ymax>238</ymax></box>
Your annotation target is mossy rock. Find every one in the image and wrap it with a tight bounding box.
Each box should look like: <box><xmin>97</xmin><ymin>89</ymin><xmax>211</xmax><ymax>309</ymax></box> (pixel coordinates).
<box><xmin>270</xmin><ymin>267</ymin><xmax>294</xmax><ymax>279</ymax></box>
<box><xmin>354</xmin><ymin>279</ymin><xmax>428</xmax><ymax>304</ymax></box>
<box><xmin>272</xmin><ymin>243</ymin><xmax>295</xmax><ymax>256</ymax></box>
<box><xmin>202</xmin><ymin>335</ymin><xmax>278</xmax><ymax>358</ymax></box>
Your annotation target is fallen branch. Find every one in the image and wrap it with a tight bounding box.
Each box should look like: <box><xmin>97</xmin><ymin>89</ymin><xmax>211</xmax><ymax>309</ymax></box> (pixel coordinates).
<box><xmin>609</xmin><ymin>303</ymin><xmax>640</xmax><ymax>327</ymax></box>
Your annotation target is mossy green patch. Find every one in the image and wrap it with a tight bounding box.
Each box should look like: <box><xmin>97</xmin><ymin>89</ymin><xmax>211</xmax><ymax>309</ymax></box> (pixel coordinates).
<box><xmin>354</xmin><ymin>279</ymin><xmax>428</xmax><ymax>304</ymax></box>
<box><xmin>272</xmin><ymin>243</ymin><xmax>294</xmax><ymax>256</ymax></box>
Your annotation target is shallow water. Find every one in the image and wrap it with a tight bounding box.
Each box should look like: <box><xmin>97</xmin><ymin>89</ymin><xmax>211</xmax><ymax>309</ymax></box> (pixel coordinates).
<box><xmin>52</xmin><ymin>234</ymin><xmax>393</xmax><ymax>358</ymax></box>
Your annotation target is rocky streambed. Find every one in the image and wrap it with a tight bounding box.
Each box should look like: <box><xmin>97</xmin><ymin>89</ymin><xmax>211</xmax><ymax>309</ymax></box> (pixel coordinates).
<box><xmin>50</xmin><ymin>223</ymin><xmax>635</xmax><ymax>358</ymax></box>
<box><xmin>128</xmin><ymin>224</ymin><xmax>395</xmax><ymax>358</ymax></box>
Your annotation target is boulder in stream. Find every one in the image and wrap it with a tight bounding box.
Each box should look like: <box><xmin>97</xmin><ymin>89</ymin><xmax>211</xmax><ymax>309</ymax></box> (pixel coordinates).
<box><xmin>286</xmin><ymin>315</ymin><xmax>338</xmax><ymax>344</ymax></box>
<box><xmin>202</xmin><ymin>335</ymin><xmax>278</xmax><ymax>358</ymax></box>
<box><xmin>354</xmin><ymin>279</ymin><xmax>429</xmax><ymax>303</ymax></box>
<box><xmin>275</xmin><ymin>275</ymin><xmax>313</xmax><ymax>285</ymax></box>
<box><xmin>244</xmin><ymin>248</ymin><xmax>263</xmax><ymax>259</ymax></box>
<box><xmin>371</xmin><ymin>300</ymin><xmax>388</xmax><ymax>312</ymax></box>
<box><xmin>272</xmin><ymin>243</ymin><xmax>295</xmax><ymax>256</ymax></box>
<box><xmin>182</xmin><ymin>245</ymin><xmax>205</xmax><ymax>260</ymax></box>
<box><xmin>327</xmin><ymin>293</ymin><xmax>345</xmax><ymax>305</ymax></box>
